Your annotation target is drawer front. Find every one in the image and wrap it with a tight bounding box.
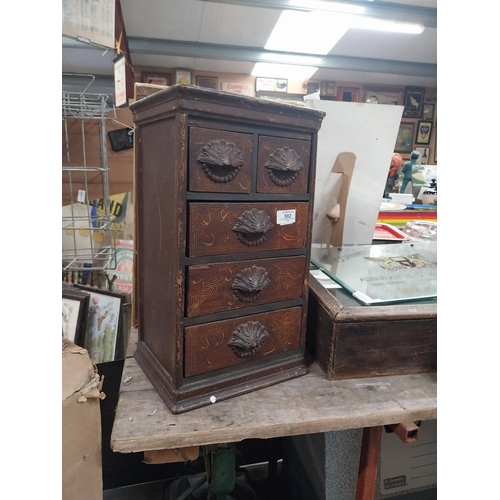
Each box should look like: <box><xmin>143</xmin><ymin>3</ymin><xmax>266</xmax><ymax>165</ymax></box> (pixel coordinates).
<box><xmin>257</xmin><ymin>136</ymin><xmax>311</xmax><ymax>194</ymax></box>
<box><xmin>186</xmin><ymin>255</ymin><xmax>306</xmax><ymax>317</ymax></box>
<box><xmin>189</xmin><ymin>127</ymin><xmax>253</xmax><ymax>193</ymax></box>
<box><xmin>188</xmin><ymin>202</ymin><xmax>310</xmax><ymax>257</ymax></box>
<box><xmin>184</xmin><ymin>307</ymin><xmax>302</xmax><ymax>377</ymax></box>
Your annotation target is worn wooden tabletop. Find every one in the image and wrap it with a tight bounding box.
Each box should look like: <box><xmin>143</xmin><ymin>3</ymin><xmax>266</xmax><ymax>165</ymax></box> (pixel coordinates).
<box><xmin>110</xmin><ymin>328</ymin><xmax>437</xmax><ymax>454</ymax></box>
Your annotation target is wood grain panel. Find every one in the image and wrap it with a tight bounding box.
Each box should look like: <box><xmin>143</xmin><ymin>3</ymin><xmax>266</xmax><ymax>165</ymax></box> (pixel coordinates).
<box><xmin>188</xmin><ymin>202</ymin><xmax>309</xmax><ymax>257</ymax></box>
<box><xmin>186</xmin><ymin>255</ymin><xmax>306</xmax><ymax>317</ymax></box>
<box><xmin>184</xmin><ymin>307</ymin><xmax>302</xmax><ymax>377</ymax></box>
<box><xmin>188</xmin><ymin>127</ymin><xmax>252</xmax><ymax>193</ymax></box>
<box><xmin>257</xmin><ymin>136</ymin><xmax>311</xmax><ymax>194</ymax></box>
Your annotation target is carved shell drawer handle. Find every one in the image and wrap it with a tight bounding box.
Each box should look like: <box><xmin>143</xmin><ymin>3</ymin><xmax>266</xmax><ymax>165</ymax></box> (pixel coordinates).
<box><xmin>228</xmin><ymin>321</ymin><xmax>269</xmax><ymax>358</ymax></box>
<box><xmin>196</xmin><ymin>139</ymin><xmax>245</xmax><ymax>183</ymax></box>
<box><xmin>231</xmin><ymin>266</ymin><xmax>271</xmax><ymax>303</ymax></box>
<box><xmin>232</xmin><ymin>208</ymin><xmax>274</xmax><ymax>247</ymax></box>
<box><xmin>265</xmin><ymin>147</ymin><xmax>304</xmax><ymax>187</ymax></box>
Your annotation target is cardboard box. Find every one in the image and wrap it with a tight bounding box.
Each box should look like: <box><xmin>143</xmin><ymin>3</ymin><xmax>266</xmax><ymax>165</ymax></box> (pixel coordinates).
<box><xmin>62</xmin><ymin>339</ymin><xmax>105</xmax><ymax>500</ymax></box>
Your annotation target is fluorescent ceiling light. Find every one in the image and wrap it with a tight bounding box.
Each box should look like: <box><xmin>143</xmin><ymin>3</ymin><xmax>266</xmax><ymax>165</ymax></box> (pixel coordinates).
<box><xmin>251</xmin><ymin>62</ymin><xmax>318</xmax><ymax>81</ymax></box>
<box><xmin>265</xmin><ymin>10</ymin><xmax>424</xmax><ymax>55</ymax></box>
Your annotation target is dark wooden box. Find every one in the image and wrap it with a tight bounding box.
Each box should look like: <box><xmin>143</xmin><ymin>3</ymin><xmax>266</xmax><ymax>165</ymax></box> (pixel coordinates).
<box><xmin>130</xmin><ymin>85</ymin><xmax>325</xmax><ymax>413</ymax></box>
<box><xmin>306</xmin><ymin>274</ymin><xmax>437</xmax><ymax>380</ymax></box>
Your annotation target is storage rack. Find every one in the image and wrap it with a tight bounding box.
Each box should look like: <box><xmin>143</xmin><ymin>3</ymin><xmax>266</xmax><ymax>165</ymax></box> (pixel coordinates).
<box><xmin>62</xmin><ymin>77</ymin><xmax>117</xmax><ymax>274</ymax></box>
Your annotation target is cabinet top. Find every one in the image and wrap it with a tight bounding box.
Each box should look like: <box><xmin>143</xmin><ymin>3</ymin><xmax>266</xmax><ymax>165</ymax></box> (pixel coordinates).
<box><xmin>130</xmin><ymin>84</ymin><xmax>325</xmax><ymax>130</ymax></box>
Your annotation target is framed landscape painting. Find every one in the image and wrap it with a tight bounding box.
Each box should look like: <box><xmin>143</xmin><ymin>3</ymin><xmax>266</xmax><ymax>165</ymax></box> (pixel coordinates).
<box><xmin>75</xmin><ymin>285</ymin><xmax>125</xmax><ymax>363</ymax></box>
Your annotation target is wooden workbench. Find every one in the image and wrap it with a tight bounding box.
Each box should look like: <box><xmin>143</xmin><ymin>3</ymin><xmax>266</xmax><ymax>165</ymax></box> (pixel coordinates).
<box><xmin>110</xmin><ymin>329</ymin><xmax>436</xmax><ymax>455</ymax></box>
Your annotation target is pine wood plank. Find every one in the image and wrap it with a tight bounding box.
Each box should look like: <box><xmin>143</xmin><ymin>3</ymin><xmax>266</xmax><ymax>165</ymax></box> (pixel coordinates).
<box><xmin>111</xmin><ymin>354</ymin><xmax>436</xmax><ymax>454</ymax></box>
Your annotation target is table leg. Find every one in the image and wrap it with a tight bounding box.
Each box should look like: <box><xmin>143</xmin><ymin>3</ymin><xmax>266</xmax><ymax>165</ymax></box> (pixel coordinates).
<box><xmin>356</xmin><ymin>425</ymin><xmax>382</xmax><ymax>500</ymax></box>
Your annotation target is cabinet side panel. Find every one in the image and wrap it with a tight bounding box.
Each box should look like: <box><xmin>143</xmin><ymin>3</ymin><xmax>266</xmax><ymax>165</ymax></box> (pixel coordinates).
<box><xmin>136</xmin><ymin>117</ymin><xmax>183</xmax><ymax>377</ymax></box>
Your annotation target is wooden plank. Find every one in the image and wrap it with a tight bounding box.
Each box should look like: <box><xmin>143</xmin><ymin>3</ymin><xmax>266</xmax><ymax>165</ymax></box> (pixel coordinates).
<box><xmin>110</xmin><ymin>356</ymin><xmax>436</xmax><ymax>454</ymax></box>
<box><xmin>143</xmin><ymin>446</ymin><xmax>199</xmax><ymax>464</ymax></box>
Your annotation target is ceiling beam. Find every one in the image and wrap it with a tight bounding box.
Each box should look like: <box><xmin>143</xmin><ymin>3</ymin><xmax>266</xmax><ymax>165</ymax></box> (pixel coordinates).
<box><xmin>128</xmin><ymin>37</ymin><xmax>437</xmax><ymax>78</ymax></box>
<box><xmin>196</xmin><ymin>0</ymin><xmax>437</xmax><ymax>28</ymax></box>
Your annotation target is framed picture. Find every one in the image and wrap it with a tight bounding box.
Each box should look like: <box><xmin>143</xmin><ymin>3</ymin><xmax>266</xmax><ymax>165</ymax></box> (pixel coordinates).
<box><xmin>403</xmin><ymin>87</ymin><xmax>425</xmax><ymax>118</ymax></box>
<box><xmin>306</xmin><ymin>82</ymin><xmax>320</xmax><ymax>95</ymax></box>
<box><xmin>62</xmin><ymin>287</ymin><xmax>89</xmax><ymax>346</ymax></box>
<box><xmin>394</xmin><ymin>122</ymin><xmax>415</xmax><ymax>153</ymax></box>
<box><xmin>320</xmin><ymin>81</ymin><xmax>336</xmax><ymax>96</ymax></box>
<box><xmin>423</xmin><ymin>103</ymin><xmax>435</xmax><ymax>121</ymax></box>
<box><xmin>363</xmin><ymin>85</ymin><xmax>403</xmax><ymax>105</ymax></box>
<box><xmin>415</xmin><ymin>120</ymin><xmax>433</xmax><ymax>145</ymax></box>
<box><xmin>415</xmin><ymin>147</ymin><xmax>431</xmax><ymax>165</ymax></box>
<box><xmin>434</xmin><ymin>131</ymin><xmax>437</xmax><ymax>163</ymax></box>
<box><xmin>196</xmin><ymin>76</ymin><xmax>218</xmax><ymax>90</ymax></box>
<box><xmin>175</xmin><ymin>70</ymin><xmax>192</xmax><ymax>85</ymax></box>
<box><xmin>141</xmin><ymin>72</ymin><xmax>171</xmax><ymax>86</ymax></box>
<box><xmin>255</xmin><ymin>77</ymin><xmax>287</xmax><ymax>93</ymax></box>
<box><xmin>336</xmin><ymin>86</ymin><xmax>360</xmax><ymax>102</ymax></box>
<box><xmin>75</xmin><ymin>285</ymin><xmax>125</xmax><ymax>364</ymax></box>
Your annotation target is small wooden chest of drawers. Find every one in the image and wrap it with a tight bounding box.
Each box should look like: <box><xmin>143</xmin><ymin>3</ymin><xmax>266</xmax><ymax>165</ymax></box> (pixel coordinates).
<box><xmin>130</xmin><ymin>85</ymin><xmax>325</xmax><ymax>413</ymax></box>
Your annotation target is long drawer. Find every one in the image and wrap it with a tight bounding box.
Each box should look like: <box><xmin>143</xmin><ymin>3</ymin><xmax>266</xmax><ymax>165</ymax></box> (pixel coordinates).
<box><xmin>188</xmin><ymin>202</ymin><xmax>310</xmax><ymax>257</ymax></box>
<box><xmin>184</xmin><ymin>307</ymin><xmax>302</xmax><ymax>377</ymax></box>
<box><xmin>186</xmin><ymin>255</ymin><xmax>306</xmax><ymax>317</ymax></box>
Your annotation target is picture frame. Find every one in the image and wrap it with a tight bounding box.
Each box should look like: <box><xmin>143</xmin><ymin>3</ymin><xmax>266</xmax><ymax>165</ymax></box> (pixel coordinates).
<box><xmin>415</xmin><ymin>120</ymin><xmax>433</xmax><ymax>145</ymax></box>
<box><xmin>422</xmin><ymin>103</ymin><xmax>435</xmax><ymax>121</ymax></box>
<box><xmin>403</xmin><ymin>87</ymin><xmax>425</xmax><ymax>118</ymax></box>
<box><xmin>394</xmin><ymin>122</ymin><xmax>415</xmax><ymax>153</ymax></box>
<box><xmin>62</xmin><ymin>286</ymin><xmax>89</xmax><ymax>346</ymax></box>
<box><xmin>196</xmin><ymin>76</ymin><xmax>218</xmax><ymax>90</ymax></box>
<box><xmin>306</xmin><ymin>82</ymin><xmax>320</xmax><ymax>95</ymax></box>
<box><xmin>320</xmin><ymin>81</ymin><xmax>336</xmax><ymax>96</ymax></box>
<box><xmin>415</xmin><ymin>147</ymin><xmax>431</xmax><ymax>165</ymax></box>
<box><xmin>434</xmin><ymin>131</ymin><xmax>437</xmax><ymax>163</ymax></box>
<box><xmin>141</xmin><ymin>72</ymin><xmax>171</xmax><ymax>86</ymax></box>
<box><xmin>175</xmin><ymin>70</ymin><xmax>192</xmax><ymax>85</ymax></box>
<box><xmin>363</xmin><ymin>85</ymin><xmax>403</xmax><ymax>105</ymax></box>
<box><xmin>336</xmin><ymin>86</ymin><xmax>360</xmax><ymax>102</ymax></box>
<box><xmin>74</xmin><ymin>285</ymin><xmax>126</xmax><ymax>364</ymax></box>
<box><xmin>255</xmin><ymin>77</ymin><xmax>288</xmax><ymax>93</ymax></box>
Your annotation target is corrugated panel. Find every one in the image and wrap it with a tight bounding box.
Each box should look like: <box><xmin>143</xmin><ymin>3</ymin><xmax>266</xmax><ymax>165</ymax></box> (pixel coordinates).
<box><xmin>120</xmin><ymin>0</ymin><xmax>204</xmax><ymax>41</ymax></box>
<box><xmin>62</xmin><ymin>47</ymin><xmax>115</xmax><ymax>75</ymax></box>
<box><xmin>198</xmin><ymin>3</ymin><xmax>280</xmax><ymax>46</ymax></box>
<box><xmin>331</xmin><ymin>28</ymin><xmax>437</xmax><ymax>64</ymax></box>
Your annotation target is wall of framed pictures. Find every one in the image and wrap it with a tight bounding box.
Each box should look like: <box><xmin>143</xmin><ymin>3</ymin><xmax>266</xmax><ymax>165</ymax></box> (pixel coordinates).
<box><xmin>134</xmin><ymin>66</ymin><xmax>437</xmax><ymax>165</ymax></box>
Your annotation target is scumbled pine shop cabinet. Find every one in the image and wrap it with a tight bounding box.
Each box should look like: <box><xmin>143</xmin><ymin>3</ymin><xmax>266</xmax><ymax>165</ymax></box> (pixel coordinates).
<box><xmin>131</xmin><ymin>85</ymin><xmax>325</xmax><ymax>413</ymax></box>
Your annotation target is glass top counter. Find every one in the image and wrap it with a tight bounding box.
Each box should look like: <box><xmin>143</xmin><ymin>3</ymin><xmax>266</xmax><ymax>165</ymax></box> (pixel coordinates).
<box><xmin>310</xmin><ymin>242</ymin><xmax>437</xmax><ymax>306</ymax></box>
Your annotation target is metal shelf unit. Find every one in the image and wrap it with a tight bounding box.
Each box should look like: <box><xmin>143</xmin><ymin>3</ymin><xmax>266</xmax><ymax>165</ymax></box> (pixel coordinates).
<box><xmin>62</xmin><ymin>86</ymin><xmax>117</xmax><ymax>273</ymax></box>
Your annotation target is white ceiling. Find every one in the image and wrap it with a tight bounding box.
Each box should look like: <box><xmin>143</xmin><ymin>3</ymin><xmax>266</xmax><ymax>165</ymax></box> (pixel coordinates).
<box><xmin>62</xmin><ymin>0</ymin><xmax>437</xmax><ymax>97</ymax></box>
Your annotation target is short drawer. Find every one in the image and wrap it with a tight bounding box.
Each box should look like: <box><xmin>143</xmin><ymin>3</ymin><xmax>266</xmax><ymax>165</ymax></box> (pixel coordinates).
<box><xmin>189</xmin><ymin>127</ymin><xmax>253</xmax><ymax>193</ymax></box>
<box><xmin>184</xmin><ymin>307</ymin><xmax>302</xmax><ymax>377</ymax></box>
<box><xmin>257</xmin><ymin>136</ymin><xmax>311</xmax><ymax>194</ymax></box>
<box><xmin>188</xmin><ymin>202</ymin><xmax>310</xmax><ymax>257</ymax></box>
<box><xmin>186</xmin><ymin>255</ymin><xmax>306</xmax><ymax>317</ymax></box>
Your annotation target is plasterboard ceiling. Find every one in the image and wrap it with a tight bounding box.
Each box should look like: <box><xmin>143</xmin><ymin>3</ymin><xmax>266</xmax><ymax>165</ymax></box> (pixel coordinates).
<box><xmin>62</xmin><ymin>0</ymin><xmax>437</xmax><ymax>95</ymax></box>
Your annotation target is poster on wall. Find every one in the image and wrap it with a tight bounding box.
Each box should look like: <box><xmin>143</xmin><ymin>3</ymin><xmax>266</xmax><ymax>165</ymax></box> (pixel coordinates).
<box><xmin>221</xmin><ymin>82</ymin><xmax>253</xmax><ymax>96</ymax></box>
<box><xmin>114</xmin><ymin>54</ymin><xmax>127</xmax><ymax>108</ymax></box>
<box><xmin>62</xmin><ymin>0</ymin><xmax>115</xmax><ymax>48</ymax></box>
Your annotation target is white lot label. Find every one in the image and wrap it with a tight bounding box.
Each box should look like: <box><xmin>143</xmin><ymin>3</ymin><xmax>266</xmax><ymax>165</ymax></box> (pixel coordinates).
<box><xmin>276</xmin><ymin>209</ymin><xmax>296</xmax><ymax>225</ymax></box>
